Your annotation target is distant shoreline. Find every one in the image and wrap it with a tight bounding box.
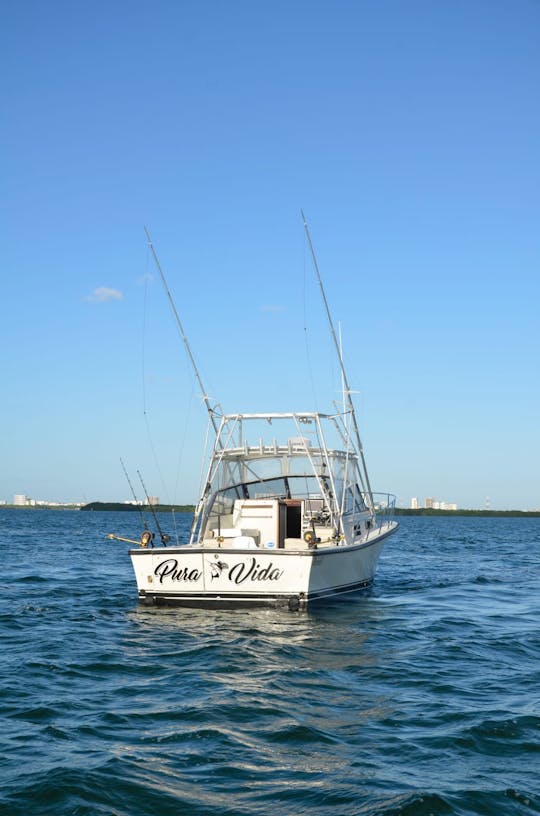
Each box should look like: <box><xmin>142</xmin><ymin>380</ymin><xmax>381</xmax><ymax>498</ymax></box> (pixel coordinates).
<box><xmin>1</xmin><ymin>505</ymin><xmax>83</xmax><ymax>511</ymax></box>
<box><xmin>394</xmin><ymin>508</ymin><xmax>540</xmax><ymax>518</ymax></box>
<box><xmin>1</xmin><ymin>503</ymin><xmax>538</xmax><ymax>517</ymax></box>
<box><xmin>0</xmin><ymin>502</ymin><xmax>196</xmax><ymax>512</ymax></box>
<box><xmin>80</xmin><ymin>502</ymin><xmax>196</xmax><ymax>512</ymax></box>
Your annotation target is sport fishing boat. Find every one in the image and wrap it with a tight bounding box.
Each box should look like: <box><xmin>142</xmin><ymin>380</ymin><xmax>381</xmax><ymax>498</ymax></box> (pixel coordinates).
<box><xmin>110</xmin><ymin>216</ymin><xmax>398</xmax><ymax>610</ymax></box>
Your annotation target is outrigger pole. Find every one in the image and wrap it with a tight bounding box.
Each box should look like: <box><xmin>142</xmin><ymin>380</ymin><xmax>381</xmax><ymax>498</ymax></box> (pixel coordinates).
<box><xmin>143</xmin><ymin>226</ymin><xmax>222</xmax><ymax>436</ymax></box>
<box><xmin>143</xmin><ymin>227</ymin><xmax>225</xmax><ymax>541</ymax></box>
<box><xmin>301</xmin><ymin>210</ymin><xmax>375</xmax><ymax>511</ymax></box>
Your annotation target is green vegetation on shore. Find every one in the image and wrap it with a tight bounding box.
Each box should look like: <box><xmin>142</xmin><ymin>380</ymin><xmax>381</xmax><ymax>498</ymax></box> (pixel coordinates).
<box><xmin>80</xmin><ymin>502</ymin><xmax>195</xmax><ymax>512</ymax></box>
<box><xmin>2</xmin><ymin>504</ymin><xmax>80</xmax><ymax>510</ymax></box>
<box><xmin>78</xmin><ymin>504</ymin><xmax>540</xmax><ymax>517</ymax></box>
<box><xmin>394</xmin><ymin>507</ymin><xmax>540</xmax><ymax>518</ymax></box>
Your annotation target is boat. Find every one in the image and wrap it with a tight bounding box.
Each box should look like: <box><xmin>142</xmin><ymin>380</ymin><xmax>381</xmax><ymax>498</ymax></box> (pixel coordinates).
<box><xmin>110</xmin><ymin>216</ymin><xmax>398</xmax><ymax>610</ymax></box>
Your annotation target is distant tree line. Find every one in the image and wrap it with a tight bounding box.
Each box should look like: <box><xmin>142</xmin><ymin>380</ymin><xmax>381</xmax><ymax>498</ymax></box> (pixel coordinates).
<box><xmin>394</xmin><ymin>508</ymin><xmax>540</xmax><ymax>518</ymax></box>
<box><xmin>80</xmin><ymin>502</ymin><xmax>195</xmax><ymax>512</ymax></box>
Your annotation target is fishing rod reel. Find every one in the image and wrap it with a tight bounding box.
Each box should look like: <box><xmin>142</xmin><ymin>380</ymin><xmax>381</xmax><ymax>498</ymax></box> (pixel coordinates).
<box><xmin>140</xmin><ymin>529</ymin><xmax>171</xmax><ymax>547</ymax></box>
<box><xmin>140</xmin><ymin>530</ymin><xmax>155</xmax><ymax>548</ymax></box>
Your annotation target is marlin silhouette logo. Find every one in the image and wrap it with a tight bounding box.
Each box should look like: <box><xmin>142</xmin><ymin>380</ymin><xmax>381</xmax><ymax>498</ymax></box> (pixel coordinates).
<box><xmin>209</xmin><ymin>557</ymin><xmax>229</xmax><ymax>580</ymax></box>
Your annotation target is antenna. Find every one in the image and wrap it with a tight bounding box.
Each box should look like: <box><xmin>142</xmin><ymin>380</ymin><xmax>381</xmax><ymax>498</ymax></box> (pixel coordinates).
<box><xmin>143</xmin><ymin>227</ymin><xmax>222</xmax><ymax>435</ymax></box>
<box><xmin>301</xmin><ymin>210</ymin><xmax>374</xmax><ymax>509</ymax></box>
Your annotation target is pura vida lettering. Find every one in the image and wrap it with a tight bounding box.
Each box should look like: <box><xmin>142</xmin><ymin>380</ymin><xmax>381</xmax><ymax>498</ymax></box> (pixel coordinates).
<box><xmin>226</xmin><ymin>557</ymin><xmax>284</xmax><ymax>585</ymax></box>
<box><xmin>154</xmin><ymin>559</ymin><xmax>202</xmax><ymax>584</ymax></box>
<box><xmin>153</xmin><ymin>556</ymin><xmax>284</xmax><ymax>586</ymax></box>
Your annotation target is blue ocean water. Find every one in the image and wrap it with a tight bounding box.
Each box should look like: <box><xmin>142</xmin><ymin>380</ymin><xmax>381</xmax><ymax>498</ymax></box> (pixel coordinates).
<box><xmin>0</xmin><ymin>510</ymin><xmax>538</xmax><ymax>816</ymax></box>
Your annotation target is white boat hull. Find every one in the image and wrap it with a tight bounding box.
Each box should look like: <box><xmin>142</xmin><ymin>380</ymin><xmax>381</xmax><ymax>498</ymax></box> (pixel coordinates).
<box><xmin>129</xmin><ymin>521</ymin><xmax>398</xmax><ymax>610</ymax></box>
<box><xmin>126</xmin><ymin>228</ymin><xmax>400</xmax><ymax>613</ymax></box>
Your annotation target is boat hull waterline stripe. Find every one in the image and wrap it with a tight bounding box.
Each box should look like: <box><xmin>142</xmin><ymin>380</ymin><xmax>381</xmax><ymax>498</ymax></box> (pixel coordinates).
<box><xmin>138</xmin><ymin>576</ymin><xmax>374</xmax><ymax>609</ymax></box>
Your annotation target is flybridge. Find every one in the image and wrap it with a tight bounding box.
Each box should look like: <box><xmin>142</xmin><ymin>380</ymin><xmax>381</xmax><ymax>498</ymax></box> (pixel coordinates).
<box><xmin>190</xmin><ymin>408</ymin><xmax>373</xmax><ymax>550</ymax></box>
<box><xmin>209</xmin><ymin>412</ymin><xmax>361</xmax><ymax>454</ymax></box>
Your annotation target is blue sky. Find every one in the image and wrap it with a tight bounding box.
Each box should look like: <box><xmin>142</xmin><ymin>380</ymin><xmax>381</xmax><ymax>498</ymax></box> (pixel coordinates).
<box><xmin>2</xmin><ymin>0</ymin><xmax>539</xmax><ymax>509</ymax></box>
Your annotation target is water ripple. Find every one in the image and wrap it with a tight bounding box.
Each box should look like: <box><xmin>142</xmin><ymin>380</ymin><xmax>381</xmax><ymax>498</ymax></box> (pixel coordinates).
<box><xmin>0</xmin><ymin>511</ymin><xmax>539</xmax><ymax>815</ymax></box>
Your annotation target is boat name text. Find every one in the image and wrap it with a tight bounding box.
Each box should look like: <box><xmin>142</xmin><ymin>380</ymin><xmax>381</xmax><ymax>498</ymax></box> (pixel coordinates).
<box><xmin>153</xmin><ymin>557</ymin><xmax>284</xmax><ymax>585</ymax></box>
<box><xmin>228</xmin><ymin>557</ymin><xmax>284</xmax><ymax>585</ymax></box>
<box><xmin>154</xmin><ymin>560</ymin><xmax>202</xmax><ymax>584</ymax></box>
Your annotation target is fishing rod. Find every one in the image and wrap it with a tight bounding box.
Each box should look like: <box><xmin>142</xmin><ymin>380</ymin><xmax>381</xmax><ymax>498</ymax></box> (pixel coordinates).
<box><xmin>143</xmin><ymin>227</ymin><xmax>234</xmax><ymax>544</ymax></box>
<box><xmin>120</xmin><ymin>457</ymin><xmax>150</xmax><ymax>531</ymax></box>
<box><xmin>143</xmin><ymin>226</ymin><xmax>222</xmax><ymax>436</ymax></box>
<box><xmin>137</xmin><ymin>470</ymin><xmax>171</xmax><ymax>545</ymax></box>
<box><xmin>301</xmin><ymin>210</ymin><xmax>375</xmax><ymax>511</ymax></box>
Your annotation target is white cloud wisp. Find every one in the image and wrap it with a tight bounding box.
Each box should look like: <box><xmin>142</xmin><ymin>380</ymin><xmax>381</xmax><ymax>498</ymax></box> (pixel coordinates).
<box><xmin>86</xmin><ymin>287</ymin><xmax>124</xmax><ymax>303</ymax></box>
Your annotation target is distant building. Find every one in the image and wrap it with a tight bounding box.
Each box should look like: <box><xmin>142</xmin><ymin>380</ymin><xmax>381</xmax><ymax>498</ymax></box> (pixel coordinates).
<box><xmin>11</xmin><ymin>495</ymin><xmax>83</xmax><ymax>508</ymax></box>
<box><xmin>426</xmin><ymin>498</ymin><xmax>457</xmax><ymax>511</ymax></box>
<box><xmin>148</xmin><ymin>496</ymin><xmax>160</xmax><ymax>506</ymax></box>
<box><xmin>411</xmin><ymin>497</ymin><xmax>418</xmax><ymax>510</ymax></box>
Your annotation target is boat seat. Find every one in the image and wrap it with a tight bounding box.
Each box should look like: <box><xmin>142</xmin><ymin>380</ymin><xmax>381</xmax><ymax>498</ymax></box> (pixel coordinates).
<box><xmin>211</xmin><ymin>527</ymin><xmax>260</xmax><ymax>541</ymax></box>
<box><xmin>202</xmin><ymin>536</ymin><xmax>259</xmax><ymax>548</ymax></box>
<box><xmin>212</xmin><ymin>527</ymin><xmax>245</xmax><ymax>538</ymax></box>
<box><xmin>229</xmin><ymin>535</ymin><xmax>258</xmax><ymax>549</ymax></box>
<box><xmin>207</xmin><ymin>528</ymin><xmax>260</xmax><ymax>548</ymax></box>
<box><xmin>283</xmin><ymin>537</ymin><xmax>310</xmax><ymax>550</ymax></box>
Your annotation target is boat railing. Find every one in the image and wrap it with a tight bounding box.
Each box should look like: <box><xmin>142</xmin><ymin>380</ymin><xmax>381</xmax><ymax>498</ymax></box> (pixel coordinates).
<box><xmin>368</xmin><ymin>493</ymin><xmax>397</xmax><ymax>531</ymax></box>
<box><xmin>219</xmin><ymin>443</ymin><xmax>356</xmax><ymax>461</ymax></box>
